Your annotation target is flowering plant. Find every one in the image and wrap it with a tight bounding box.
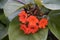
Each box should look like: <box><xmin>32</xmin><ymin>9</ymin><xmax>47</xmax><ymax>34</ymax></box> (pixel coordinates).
<box><xmin>18</xmin><ymin>7</ymin><xmax>48</xmax><ymax>34</ymax></box>
<box><xmin>0</xmin><ymin>0</ymin><xmax>60</xmax><ymax>40</ymax></box>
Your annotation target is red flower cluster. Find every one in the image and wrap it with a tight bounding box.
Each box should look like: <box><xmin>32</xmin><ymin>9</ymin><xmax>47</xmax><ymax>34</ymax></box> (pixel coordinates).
<box><xmin>18</xmin><ymin>10</ymin><xmax>48</xmax><ymax>34</ymax></box>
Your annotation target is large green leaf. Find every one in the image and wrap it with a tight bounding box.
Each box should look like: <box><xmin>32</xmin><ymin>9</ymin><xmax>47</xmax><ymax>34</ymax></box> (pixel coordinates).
<box><xmin>0</xmin><ymin>14</ymin><xmax>9</xmax><ymax>25</ymax></box>
<box><xmin>41</xmin><ymin>0</ymin><xmax>60</xmax><ymax>10</ymax></box>
<box><xmin>2</xmin><ymin>35</ymin><xmax>9</xmax><ymax>40</ymax></box>
<box><xmin>8</xmin><ymin>16</ymin><xmax>48</xmax><ymax>40</ymax></box>
<box><xmin>0</xmin><ymin>23</ymin><xmax>8</xmax><ymax>40</ymax></box>
<box><xmin>0</xmin><ymin>0</ymin><xmax>7</xmax><ymax>9</ymax></box>
<box><xmin>48</xmin><ymin>10</ymin><xmax>60</xmax><ymax>40</ymax></box>
<box><xmin>4</xmin><ymin>0</ymin><xmax>24</xmax><ymax>21</ymax></box>
<box><xmin>0</xmin><ymin>11</ymin><xmax>9</xmax><ymax>40</ymax></box>
<box><xmin>0</xmin><ymin>9</ymin><xmax>9</xmax><ymax>26</ymax></box>
<box><xmin>0</xmin><ymin>14</ymin><xmax>9</xmax><ymax>39</ymax></box>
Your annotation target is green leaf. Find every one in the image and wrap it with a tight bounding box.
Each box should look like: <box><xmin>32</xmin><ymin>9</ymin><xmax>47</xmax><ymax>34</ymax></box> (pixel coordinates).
<box><xmin>2</xmin><ymin>35</ymin><xmax>9</xmax><ymax>40</ymax></box>
<box><xmin>4</xmin><ymin>0</ymin><xmax>24</xmax><ymax>21</ymax></box>
<box><xmin>0</xmin><ymin>11</ymin><xmax>9</xmax><ymax>39</ymax></box>
<box><xmin>42</xmin><ymin>0</ymin><xmax>60</xmax><ymax>10</ymax></box>
<box><xmin>0</xmin><ymin>14</ymin><xmax>9</xmax><ymax>25</ymax></box>
<box><xmin>48</xmin><ymin>10</ymin><xmax>60</xmax><ymax>40</ymax></box>
<box><xmin>0</xmin><ymin>23</ymin><xmax>8</xmax><ymax>40</ymax></box>
<box><xmin>0</xmin><ymin>0</ymin><xmax>7</xmax><ymax>9</ymax></box>
<box><xmin>8</xmin><ymin>16</ymin><xmax>48</xmax><ymax>40</ymax></box>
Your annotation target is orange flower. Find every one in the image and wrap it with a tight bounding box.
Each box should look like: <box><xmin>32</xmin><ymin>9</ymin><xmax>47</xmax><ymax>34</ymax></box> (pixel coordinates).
<box><xmin>28</xmin><ymin>24</ymin><xmax>38</xmax><ymax>34</ymax></box>
<box><xmin>27</xmin><ymin>15</ymin><xmax>39</xmax><ymax>25</ymax></box>
<box><xmin>39</xmin><ymin>18</ymin><xmax>48</xmax><ymax>28</ymax></box>
<box><xmin>20</xmin><ymin>24</ymin><xmax>31</xmax><ymax>34</ymax></box>
<box><xmin>18</xmin><ymin>10</ymin><xmax>27</xmax><ymax>23</ymax></box>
